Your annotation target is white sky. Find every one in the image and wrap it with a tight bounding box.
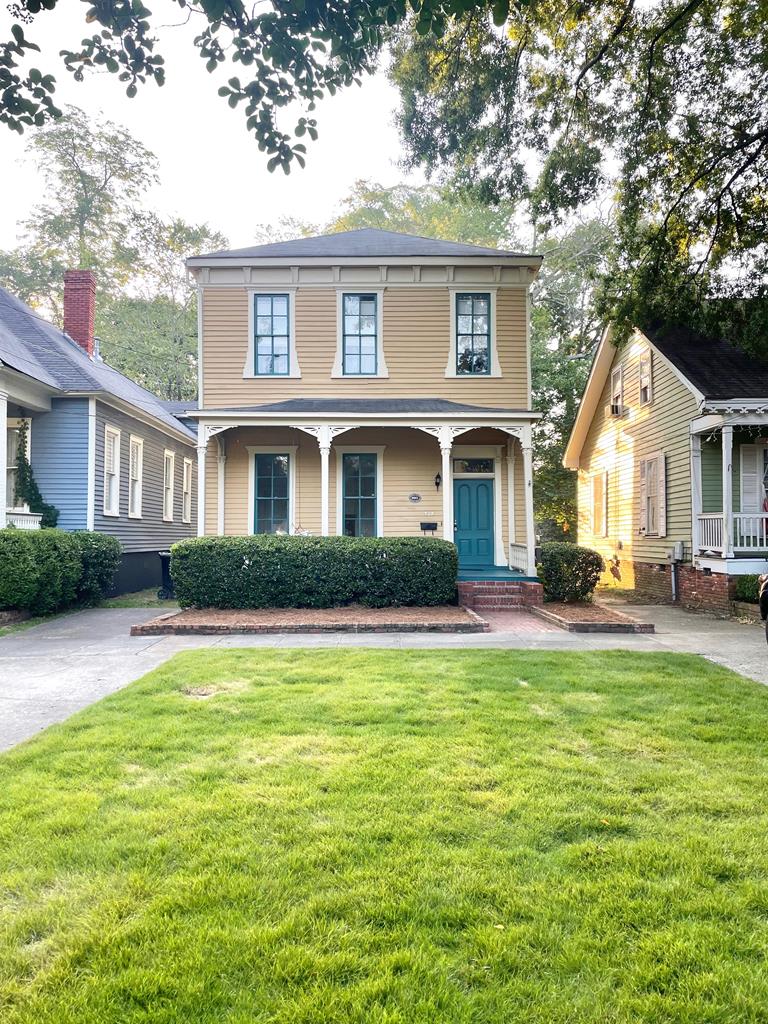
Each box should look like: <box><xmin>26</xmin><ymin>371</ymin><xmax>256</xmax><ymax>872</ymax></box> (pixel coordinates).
<box><xmin>0</xmin><ymin>5</ymin><xmax>421</xmax><ymax>250</ymax></box>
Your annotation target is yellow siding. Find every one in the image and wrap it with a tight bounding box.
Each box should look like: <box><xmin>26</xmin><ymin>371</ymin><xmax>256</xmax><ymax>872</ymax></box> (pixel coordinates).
<box><xmin>205</xmin><ymin>426</ymin><xmax>516</xmax><ymax>550</ymax></box>
<box><xmin>201</xmin><ymin>287</ymin><xmax>528</xmax><ymax>409</ymax></box>
<box><xmin>576</xmin><ymin>341</ymin><xmax>698</xmax><ymax>581</ymax></box>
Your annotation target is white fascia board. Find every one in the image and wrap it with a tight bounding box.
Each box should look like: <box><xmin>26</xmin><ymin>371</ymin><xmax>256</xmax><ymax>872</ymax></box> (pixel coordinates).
<box><xmin>562</xmin><ymin>325</ymin><xmax>615</xmax><ymax>470</ymax></box>
<box><xmin>186</xmin><ymin>254</ymin><xmax>544</xmax><ymax>270</ymax></box>
<box><xmin>66</xmin><ymin>392</ymin><xmax>196</xmax><ymax>447</ymax></box>
<box><xmin>189</xmin><ymin>410</ymin><xmax>542</xmax><ymax>423</ymax></box>
<box><xmin>639</xmin><ymin>333</ymin><xmax>705</xmax><ymax>406</ymax></box>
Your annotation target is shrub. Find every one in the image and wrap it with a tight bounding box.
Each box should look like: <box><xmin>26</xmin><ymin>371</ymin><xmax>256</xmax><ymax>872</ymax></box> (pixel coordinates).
<box><xmin>537</xmin><ymin>541</ymin><xmax>604</xmax><ymax>603</ymax></box>
<box><xmin>733</xmin><ymin>574</ymin><xmax>760</xmax><ymax>604</ymax></box>
<box><xmin>72</xmin><ymin>532</ymin><xmax>122</xmax><ymax>605</ymax></box>
<box><xmin>0</xmin><ymin>528</ymin><xmax>121</xmax><ymax>614</ymax></box>
<box><xmin>171</xmin><ymin>535</ymin><xmax>458</xmax><ymax>609</ymax></box>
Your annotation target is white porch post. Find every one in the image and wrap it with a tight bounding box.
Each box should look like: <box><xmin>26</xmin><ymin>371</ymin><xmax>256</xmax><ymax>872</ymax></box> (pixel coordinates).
<box><xmin>438</xmin><ymin>426</ymin><xmax>453</xmax><ymax>542</ymax></box>
<box><xmin>318</xmin><ymin>424</ymin><xmax>331</xmax><ymax>536</ymax></box>
<box><xmin>196</xmin><ymin>425</ymin><xmax>207</xmax><ymax>538</ymax></box>
<box><xmin>521</xmin><ymin>424</ymin><xmax>536</xmax><ymax>576</ymax></box>
<box><xmin>690</xmin><ymin>432</ymin><xmax>702</xmax><ymax>556</ymax></box>
<box><xmin>506</xmin><ymin>441</ymin><xmax>516</xmax><ymax>564</ymax></box>
<box><xmin>216</xmin><ymin>436</ymin><xmax>226</xmax><ymax>536</ymax></box>
<box><xmin>0</xmin><ymin>389</ymin><xmax>7</xmax><ymax>530</ymax></box>
<box><xmin>721</xmin><ymin>424</ymin><xmax>733</xmax><ymax>558</ymax></box>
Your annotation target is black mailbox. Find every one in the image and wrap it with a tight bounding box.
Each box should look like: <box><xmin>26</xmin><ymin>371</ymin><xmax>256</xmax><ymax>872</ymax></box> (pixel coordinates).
<box><xmin>420</xmin><ymin>522</ymin><xmax>438</xmax><ymax>533</ymax></box>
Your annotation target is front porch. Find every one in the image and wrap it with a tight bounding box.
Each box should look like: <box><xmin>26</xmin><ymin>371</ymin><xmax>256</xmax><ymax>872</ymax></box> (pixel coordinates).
<box><xmin>193</xmin><ymin>402</ymin><xmax>539</xmax><ymax>576</ymax></box>
<box><xmin>691</xmin><ymin>411</ymin><xmax>768</xmax><ymax>568</ymax></box>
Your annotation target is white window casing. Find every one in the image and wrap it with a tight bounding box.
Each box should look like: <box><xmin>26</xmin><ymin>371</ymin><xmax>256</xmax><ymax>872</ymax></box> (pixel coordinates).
<box><xmin>334</xmin><ymin>446</ymin><xmax>385</xmax><ymax>537</ymax></box>
<box><xmin>182</xmin><ymin>456</ymin><xmax>193</xmax><ymax>524</ymax></box>
<box><xmin>639</xmin><ymin>350</ymin><xmax>653</xmax><ymax>405</ymax></box>
<box><xmin>592</xmin><ymin>470</ymin><xmax>608</xmax><ymax>538</ymax></box>
<box><xmin>445</xmin><ymin>288</ymin><xmax>502</xmax><ymax>378</ymax></box>
<box><xmin>103</xmin><ymin>425</ymin><xmax>121</xmax><ymax>517</ymax></box>
<box><xmin>639</xmin><ymin>452</ymin><xmax>666</xmax><ymax>537</ymax></box>
<box><xmin>245</xmin><ymin>446</ymin><xmax>298</xmax><ymax>535</ymax></box>
<box><xmin>6</xmin><ymin>418</ymin><xmax>31</xmax><ymax>512</ymax></box>
<box><xmin>244</xmin><ymin>288</ymin><xmax>301</xmax><ymax>379</ymax></box>
<box><xmin>610</xmin><ymin>365</ymin><xmax>624</xmax><ymax>416</ymax></box>
<box><xmin>332</xmin><ymin>289</ymin><xmax>388</xmax><ymax>378</ymax></box>
<box><xmin>163</xmin><ymin>449</ymin><xmax>175</xmax><ymax>522</ymax></box>
<box><xmin>128</xmin><ymin>435</ymin><xmax>143</xmax><ymax>519</ymax></box>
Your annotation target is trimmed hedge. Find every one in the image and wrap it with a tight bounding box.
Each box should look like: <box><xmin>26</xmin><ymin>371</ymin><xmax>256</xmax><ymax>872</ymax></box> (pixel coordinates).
<box><xmin>733</xmin><ymin>574</ymin><xmax>760</xmax><ymax>604</ymax></box>
<box><xmin>171</xmin><ymin>535</ymin><xmax>458</xmax><ymax>609</ymax></box>
<box><xmin>537</xmin><ymin>541</ymin><xmax>604</xmax><ymax>603</ymax></box>
<box><xmin>0</xmin><ymin>529</ymin><xmax>121</xmax><ymax>615</ymax></box>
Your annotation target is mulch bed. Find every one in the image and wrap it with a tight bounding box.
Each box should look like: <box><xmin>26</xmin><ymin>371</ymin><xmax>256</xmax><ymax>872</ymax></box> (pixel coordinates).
<box><xmin>530</xmin><ymin>602</ymin><xmax>655</xmax><ymax>634</ymax></box>
<box><xmin>131</xmin><ymin>605</ymin><xmax>488</xmax><ymax>636</ymax></box>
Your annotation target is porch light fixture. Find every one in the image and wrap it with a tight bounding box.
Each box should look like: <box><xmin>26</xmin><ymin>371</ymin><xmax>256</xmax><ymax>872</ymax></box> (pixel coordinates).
<box><xmin>434</xmin><ymin>472</ymin><xmax>442</xmax><ymax>491</ymax></box>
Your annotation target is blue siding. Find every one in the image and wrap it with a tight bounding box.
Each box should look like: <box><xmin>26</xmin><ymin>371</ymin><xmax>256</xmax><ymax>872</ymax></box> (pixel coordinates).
<box><xmin>31</xmin><ymin>398</ymin><xmax>89</xmax><ymax>530</ymax></box>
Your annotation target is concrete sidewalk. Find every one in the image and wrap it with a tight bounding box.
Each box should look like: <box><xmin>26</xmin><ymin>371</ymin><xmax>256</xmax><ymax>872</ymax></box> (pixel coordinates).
<box><xmin>0</xmin><ymin>603</ymin><xmax>765</xmax><ymax>752</ymax></box>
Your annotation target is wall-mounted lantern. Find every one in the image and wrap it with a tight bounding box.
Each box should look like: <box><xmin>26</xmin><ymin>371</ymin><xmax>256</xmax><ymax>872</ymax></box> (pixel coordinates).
<box><xmin>434</xmin><ymin>472</ymin><xmax>442</xmax><ymax>491</ymax></box>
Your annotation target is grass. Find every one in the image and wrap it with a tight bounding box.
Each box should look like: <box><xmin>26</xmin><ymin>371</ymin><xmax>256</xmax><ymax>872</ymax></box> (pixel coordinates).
<box><xmin>1</xmin><ymin>649</ymin><xmax>768</xmax><ymax>1023</ymax></box>
<box><xmin>100</xmin><ymin>587</ymin><xmax>175</xmax><ymax>609</ymax></box>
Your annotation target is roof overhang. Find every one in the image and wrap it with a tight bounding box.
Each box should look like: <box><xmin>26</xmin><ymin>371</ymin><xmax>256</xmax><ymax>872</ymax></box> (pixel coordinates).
<box><xmin>188</xmin><ymin>408</ymin><xmax>540</xmax><ymax>421</ymax></box>
<box><xmin>0</xmin><ymin>364</ymin><xmax>58</xmax><ymax>412</ymax></box>
<box><xmin>186</xmin><ymin>254</ymin><xmax>544</xmax><ymax>271</ymax></box>
<box><xmin>65</xmin><ymin>391</ymin><xmax>196</xmax><ymax>446</ymax></box>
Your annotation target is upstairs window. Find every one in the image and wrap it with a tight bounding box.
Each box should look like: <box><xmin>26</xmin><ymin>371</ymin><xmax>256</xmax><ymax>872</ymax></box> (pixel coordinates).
<box><xmin>342</xmin><ymin>294</ymin><xmax>378</xmax><ymax>375</ymax></box>
<box><xmin>103</xmin><ymin>425</ymin><xmax>120</xmax><ymax>516</ymax></box>
<box><xmin>610</xmin><ymin>366</ymin><xmax>624</xmax><ymax>416</ymax></box>
<box><xmin>163</xmin><ymin>450</ymin><xmax>175</xmax><ymax>522</ymax></box>
<box><xmin>128</xmin><ymin>435</ymin><xmax>143</xmax><ymax>518</ymax></box>
<box><xmin>456</xmin><ymin>293</ymin><xmax>491</xmax><ymax>375</ymax></box>
<box><xmin>639</xmin><ymin>350</ymin><xmax>653</xmax><ymax>405</ymax></box>
<box><xmin>254</xmin><ymin>294</ymin><xmax>290</xmax><ymax>376</ymax></box>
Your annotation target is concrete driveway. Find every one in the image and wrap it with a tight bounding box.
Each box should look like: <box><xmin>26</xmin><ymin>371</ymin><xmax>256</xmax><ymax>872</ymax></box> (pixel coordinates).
<box><xmin>0</xmin><ymin>603</ymin><xmax>766</xmax><ymax>752</ymax></box>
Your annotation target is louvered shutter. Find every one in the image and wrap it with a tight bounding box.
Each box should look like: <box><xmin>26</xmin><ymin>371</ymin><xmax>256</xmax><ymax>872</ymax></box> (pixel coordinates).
<box><xmin>603</xmin><ymin>470</ymin><xmax>609</xmax><ymax>536</ymax></box>
<box><xmin>130</xmin><ymin>441</ymin><xmax>138</xmax><ymax>480</ymax></box>
<box><xmin>740</xmin><ymin>445</ymin><xmax>762</xmax><ymax>514</ymax></box>
<box><xmin>639</xmin><ymin>459</ymin><xmax>647</xmax><ymax>534</ymax></box>
<box><xmin>105</xmin><ymin>434</ymin><xmax>115</xmax><ymax>475</ymax></box>
<box><xmin>656</xmin><ymin>453</ymin><xmax>667</xmax><ymax>537</ymax></box>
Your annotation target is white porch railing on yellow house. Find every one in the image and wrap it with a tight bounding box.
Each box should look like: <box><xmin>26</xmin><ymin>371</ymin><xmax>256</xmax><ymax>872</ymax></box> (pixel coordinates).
<box><xmin>6</xmin><ymin>510</ymin><xmax>42</xmax><ymax>530</ymax></box>
<box><xmin>509</xmin><ymin>542</ymin><xmax>528</xmax><ymax>572</ymax></box>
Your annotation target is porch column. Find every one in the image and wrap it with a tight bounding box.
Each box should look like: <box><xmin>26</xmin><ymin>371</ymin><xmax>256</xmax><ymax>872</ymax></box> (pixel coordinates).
<box><xmin>506</xmin><ymin>441</ymin><xmax>516</xmax><ymax>563</ymax></box>
<box><xmin>196</xmin><ymin>425</ymin><xmax>207</xmax><ymax>538</ymax></box>
<box><xmin>521</xmin><ymin>424</ymin><xmax>536</xmax><ymax>576</ymax></box>
<box><xmin>216</xmin><ymin>436</ymin><xmax>226</xmax><ymax>536</ymax></box>
<box><xmin>721</xmin><ymin>424</ymin><xmax>733</xmax><ymax>558</ymax></box>
<box><xmin>318</xmin><ymin>425</ymin><xmax>331</xmax><ymax>536</ymax></box>
<box><xmin>438</xmin><ymin>426</ymin><xmax>453</xmax><ymax>542</ymax></box>
<box><xmin>0</xmin><ymin>389</ymin><xmax>7</xmax><ymax>529</ymax></box>
<box><xmin>690</xmin><ymin>432</ymin><xmax>702</xmax><ymax>555</ymax></box>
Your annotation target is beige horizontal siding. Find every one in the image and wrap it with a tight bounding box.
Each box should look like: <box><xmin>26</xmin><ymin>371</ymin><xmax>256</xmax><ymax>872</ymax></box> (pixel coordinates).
<box><xmin>201</xmin><ymin>286</ymin><xmax>529</xmax><ymax>409</ymax></box>
<box><xmin>577</xmin><ymin>341</ymin><xmax>698</xmax><ymax>570</ymax></box>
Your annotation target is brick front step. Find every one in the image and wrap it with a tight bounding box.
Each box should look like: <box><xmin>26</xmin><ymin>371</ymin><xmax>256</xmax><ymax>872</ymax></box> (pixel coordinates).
<box><xmin>458</xmin><ymin>579</ymin><xmax>542</xmax><ymax>609</ymax></box>
<box><xmin>473</xmin><ymin>597</ymin><xmax>525</xmax><ymax>608</ymax></box>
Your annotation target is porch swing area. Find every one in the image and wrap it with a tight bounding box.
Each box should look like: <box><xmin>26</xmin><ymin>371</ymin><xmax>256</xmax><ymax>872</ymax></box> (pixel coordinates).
<box><xmin>692</xmin><ymin>414</ymin><xmax>768</xmax><ymax>569</ymax></box>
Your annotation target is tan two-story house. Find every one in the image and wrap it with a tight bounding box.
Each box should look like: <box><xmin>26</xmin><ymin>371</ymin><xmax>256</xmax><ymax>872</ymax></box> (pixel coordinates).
<box><xmin>185</xmin><ymin>229</ymin><xmax>542</xmax><ymax>584</ymax></box>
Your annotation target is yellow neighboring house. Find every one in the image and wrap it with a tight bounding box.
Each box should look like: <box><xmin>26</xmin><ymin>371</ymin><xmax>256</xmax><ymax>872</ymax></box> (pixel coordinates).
<box><xmin>184</xmin><ymin>228</ymin><xmax>544</xmax><ymax>596</ymax></box>
<box><xmin>564</xmin><ymin>323</ymin><xmax>768</xmax><ymax>613</ymax></box>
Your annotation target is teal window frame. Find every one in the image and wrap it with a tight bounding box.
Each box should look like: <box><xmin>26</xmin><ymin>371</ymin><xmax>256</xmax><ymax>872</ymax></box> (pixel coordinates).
<box><xmin>253</xmin><ymin>293</ymin><xmax>290</xmax><ymax>376</ymax></box>
<box><xmin>455</xmin><ymin>292</ymin><xmax>491</xmax><ymax>376</ymax></box>
<box><xmin>342</xmin><ymin>293</ymin><xmax>378</xmax><ymax>375</ymax></box>
<box><xmin>253</xmin><ymin>453</ymin><xmax>290</xmax><ymax>534</ymax></box>
<box><xmin>342</xmin><ymin>452</ymin><xmax>377</xmax><ymax>536</ymax></box>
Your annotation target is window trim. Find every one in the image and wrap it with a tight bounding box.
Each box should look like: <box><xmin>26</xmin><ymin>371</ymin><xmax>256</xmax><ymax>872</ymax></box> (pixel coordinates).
<box><xmin>335</xmin><ymin>446</ymin><xmax>385</xmax><ymax>537</ymax></box>
<box><xmin>163</xmin><ymin>449</ymin><xmax>175</xmax><ymax>522</ymax></box>
<box><xmin>445</xmin><ymin>288</ymin><xmax>502</xmax><ymax>378</ymax></box>
<box><xmin>610</xmin><ymin>365</ymin><xmax>624</xmax><ymax>414</ymax></box>
<box><xmin>244</xmin><ymin>287</ymin><xmax>301</xmax><ymax>379</ymax></box>
<box><xmin>639</xmin><ymin>349</ymin><xmax>653</xmax><ymax>406</ymax></box>
<box><xmin>103</xmin><ymin>424</ymin><xmax>121</xmax><ymax>518</ymax></box>
<box><xmin>332</xmin><ymin>289</ymin><xmax>388</xmax><ymax>379</ymax></box>
<box><xmin>591</xmin><ymin>470</ymin><xmax>608</xmax><ymax>538</ymax></box>
<box><xmin>128</xmin><ymin>434</ymin><xmax>144</xmax><ymax>519</ymax></box>
<box><xmin>6</xmin><ymin>417</ymin><xmax>31</xmax><ymax>512</ymax></box>
<box><xmin>639</xmin><ymin>451</ymin><xmax>666</xmax><ymax>538</ymax></box>
<box><xmin>246</xmin><ymin>446</ymin><xmax>298</xmax><ymax>535</ymax></box>
<box><xmin>182</xmin><ymin>456</ymin><xmax>193</xmax><ymax>524</ymax></box>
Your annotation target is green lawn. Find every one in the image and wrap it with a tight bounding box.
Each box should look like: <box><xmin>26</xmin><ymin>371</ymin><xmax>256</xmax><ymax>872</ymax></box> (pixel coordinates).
<box><xmin>2</xmin><ymin>650</ymin><xmax>768</xmax><ymax>1023</ymax></box>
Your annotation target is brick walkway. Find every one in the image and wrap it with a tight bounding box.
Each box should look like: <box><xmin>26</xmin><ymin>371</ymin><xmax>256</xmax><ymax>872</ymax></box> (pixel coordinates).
<box><xmin>481</xmin><ymin>610</ymin><xmax>561</xmax><ymax>633</ymax></box>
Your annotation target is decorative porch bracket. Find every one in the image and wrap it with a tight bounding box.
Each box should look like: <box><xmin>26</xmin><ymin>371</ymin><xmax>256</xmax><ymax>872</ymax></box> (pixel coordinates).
<box><xmin>289</xmin><ymin>424</ymin><xmax>360</xmax><ymax>536</ymax></box>
<box><xmin>411</xmin><ymin>425</ymin><xmax>476</xmax><ymax>543</ymax></box>
<box><xmin>196</xmin><ymin>423</ymin><xmax>232</xmax><ymax>537</ymax></box>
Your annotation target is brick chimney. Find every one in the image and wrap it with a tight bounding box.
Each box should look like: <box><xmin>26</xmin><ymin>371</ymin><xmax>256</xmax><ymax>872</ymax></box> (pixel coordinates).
<box><xmin>63</xmin><ymin>269</ymin><xmax>96</xmax><ymax>357</ymax></box>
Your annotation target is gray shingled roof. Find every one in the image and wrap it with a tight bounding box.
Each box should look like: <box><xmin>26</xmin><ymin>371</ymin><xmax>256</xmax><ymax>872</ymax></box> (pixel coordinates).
<box><xmin>191</xmin><ymin>227</ymin><xmax>537</xmax><ymax>262</ymax></box>
<box><xmin>191</xmin><ymin>398</ymin><xmax>529</xmax><ymax>415</ymax></box>
<box><xmin>0</xmin><ymin>286</ymin><xmax>195</xmax><ymax>438</ymax></box>
<box><xmin>644</xmin><ymin>323</ymin><xmax>768</xmax><ymax>401</ymax></box>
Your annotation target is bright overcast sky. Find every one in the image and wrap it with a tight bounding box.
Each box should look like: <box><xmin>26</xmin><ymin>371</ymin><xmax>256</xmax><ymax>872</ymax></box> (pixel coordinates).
<box><xmin>0</xmin><ymin>5</ymin><xmax>421</xmax><ymax>251</ymax></box>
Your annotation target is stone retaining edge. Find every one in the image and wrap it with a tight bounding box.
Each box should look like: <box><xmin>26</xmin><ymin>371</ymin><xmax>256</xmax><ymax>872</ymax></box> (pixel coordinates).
<box><xmin>529</xmin><ymin>606</ymin><xmax>655</xmax><ymax>634</ymax></box>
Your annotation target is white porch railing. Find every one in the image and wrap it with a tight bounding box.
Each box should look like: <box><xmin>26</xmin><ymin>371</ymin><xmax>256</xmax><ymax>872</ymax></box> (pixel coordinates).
<box><xmin>697</xmin><ymin>513</ymin><xmax>768</xmax><ymax>553</ymax></box>
<box><xmin>509</xmin><ymin>542</ymin><xmax>528</xmax><ymax>571</ymax></box>
<box><xmin>6</xmin><ymin>510</ymin><xmax>43</xmax><ymax>530</ymax></box>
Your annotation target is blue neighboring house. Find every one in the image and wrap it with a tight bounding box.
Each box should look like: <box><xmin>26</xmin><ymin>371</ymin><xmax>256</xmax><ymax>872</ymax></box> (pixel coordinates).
<box><xmin>0</xmin><ymin>270</ymin><xmax>197</xmax><ymax>593</ymax></box>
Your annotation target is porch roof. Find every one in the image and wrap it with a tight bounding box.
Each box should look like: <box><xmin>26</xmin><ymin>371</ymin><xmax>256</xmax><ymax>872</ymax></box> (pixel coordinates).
<box><xmin>190</xmin><ymin>398</ymin><xmax>538</xmax><ymax>418</ymax></box>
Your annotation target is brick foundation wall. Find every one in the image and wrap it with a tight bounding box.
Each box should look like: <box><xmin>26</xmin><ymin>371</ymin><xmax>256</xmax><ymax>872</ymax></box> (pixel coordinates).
<box><xmin>677</xmin><ymin>564</ymin><xmax>735</xmax><ymax>616</ymax></box>
<box><xmin>633</xmin><ymin>562</ymin><xmax>674</xmax><ymax>603</ymax></box>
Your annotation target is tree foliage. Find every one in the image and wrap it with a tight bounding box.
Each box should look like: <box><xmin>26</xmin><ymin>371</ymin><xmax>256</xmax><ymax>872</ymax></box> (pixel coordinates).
<box><xmin>390</xmin><ymin>1</ymin><xmax>768</xmax><ymax>342</ymax></box>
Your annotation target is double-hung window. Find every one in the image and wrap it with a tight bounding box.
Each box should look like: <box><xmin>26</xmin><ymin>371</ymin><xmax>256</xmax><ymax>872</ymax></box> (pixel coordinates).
<box><xmin>456</xmin><ymin>293</ymin><xmax>491</xmax><ymax>375</ymax></box>
<box><xmin>639</xmin><ymin>350</ymin><xmax>653</xmax><ymax>405</ymax></box>
<box><xmin>610</xmin><ymin>366</ymin><xmax>624</xmax><ymax>415</ymax></box>
<box><xmin>254</xmin><ymin>294</ymin><xmax>290</xmax><ymax>376</ymax></box>
<box><xmin>6</xmin><ymin>421</ymin><xmax>27</xmax><ymax>510</ymax></box>
<box><xmin>128</xmin><ymin>435</ymin><xmax>143</xmax><ymax>518</ymax></box>
<box><xmin>163</xmin><ymin>450</ymin><xmax>175</xmax><ymax>522</ymax></box>
<box><xmin>254</xmin><ymin>453</ymin><xmax>290</xmax><ymax>534</ymax></box>
<box><xmin>182</xmin><ymin>457</ymin><xmax>192</xmax><ymax>524</ymax></box>
<box><xmin>342</xmin><ymin>453</ymin><xmax>377</xmax><ymax>537</ymax></box>
<box><xmin>103</xmin><ymin>425</ymin><xmax>121</xmax><ymax>516</ymax></box>
<box><xmin>342</xmin><ymin>294</ymin><xmax>377</xmax><ymax>375</ymax></box>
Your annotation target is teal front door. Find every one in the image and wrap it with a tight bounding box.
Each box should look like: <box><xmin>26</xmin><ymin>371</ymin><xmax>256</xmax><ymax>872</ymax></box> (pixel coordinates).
<box><xmin>453</xmin><ymin>478</ymin><xmax>494</xmax><ymax>566</ymax></box>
